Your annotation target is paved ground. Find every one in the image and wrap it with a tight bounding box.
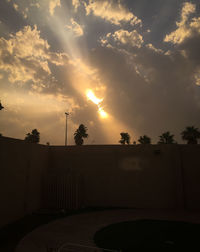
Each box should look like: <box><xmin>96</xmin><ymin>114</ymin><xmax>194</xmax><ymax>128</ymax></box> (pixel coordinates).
<box><xmin>16</xmin><ymin>209</ymin><xmax>200</xmax><ymax>252</ymax></box>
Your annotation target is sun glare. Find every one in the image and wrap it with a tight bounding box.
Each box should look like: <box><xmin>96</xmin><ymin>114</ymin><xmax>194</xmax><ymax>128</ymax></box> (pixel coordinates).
<box><xmin>86</xmin><ymin>89</ymin><xmax>103</xmax><ymax>104</ymax></box>
<box><xmin>86</xmin><ymin>89</ymin><xmax>108</xmax><ymax>119</ymax></box>
<box><xmin>98</xmin><ymin>107</ymin><xmax>108</xmax><ymax>118</ymax></box>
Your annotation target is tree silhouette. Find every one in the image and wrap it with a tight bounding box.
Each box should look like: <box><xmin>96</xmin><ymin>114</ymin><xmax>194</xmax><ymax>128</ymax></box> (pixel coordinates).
<box><xmin>181</xmin><ymin>126</ymin><xmax>200</xmax><ymax>144</ymax></box>
<box><xmin>158</xmin><ymin>131</ymin><xmax>175</xmax><ymax>144</ymax></box>
<box><xmin>25</xmin><ymin>129</ymin><xmax>40</xmax><ymax>143</ymax></box>
<box><xmin>119</xmin><ymin>132</ymin><xmax>130</xmax><ymax>145</ymax></box>
<box><xmin>0</xmin><ymin>101</ymin><xmax>4</xmax><ymax>110</ymax></box>
<box><xmin>0</xmin><ymin>101</ymin><xmax>3</xmax><ymax>136</ymax></box>
<box><xmin>74</xmin><ymin>124</ymin><xmax>88</xmax><ymax>145</ymax></box>
<box><xmin>138</xmin><ymin>135</ymin><xmax>151</xmax><ymax>144</ymax></box>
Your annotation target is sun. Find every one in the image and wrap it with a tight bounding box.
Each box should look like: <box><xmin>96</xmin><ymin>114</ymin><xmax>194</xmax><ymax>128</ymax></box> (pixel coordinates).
<box><xmin>86</xmin><ymin>89</ymin><xmax>108</xmax><ymax>119</ymax></box>
<box><xmin>86</xmin><ymin>89</ymin><xmax>103</xmax><ymax>105</ymax></box>
<box><xmin>98</xmin><ymin>107</ymin><xmax>108</xmax><ymax>119</ymax></box>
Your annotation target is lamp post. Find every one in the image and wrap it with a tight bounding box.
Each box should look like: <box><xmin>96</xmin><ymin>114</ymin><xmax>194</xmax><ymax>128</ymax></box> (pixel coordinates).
<box><xmin>65</xmin><ymin>112</ymin><xmax>69</xmax><ymax>146</ymax></box>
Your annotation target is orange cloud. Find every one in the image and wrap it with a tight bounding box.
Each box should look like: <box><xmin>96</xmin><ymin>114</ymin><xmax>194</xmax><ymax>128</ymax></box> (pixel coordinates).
<box><xmin>65</xmin><ymin>18</ymin><xmax>84</xmax><ymax>37</ymax></box>
<box><xmin>164</xmin><ymin>2</ymin><xmax>199</xmax><ymax>44</ymax></box>
<box><xmin>85</xmin><ymin>0</ymin><xmax>142</xmax><ymax>26</ymax></box>
<box><xmin>49</xmin><ymin>0</ymin><xmax>61</xmax><ymax>16</ymax></box>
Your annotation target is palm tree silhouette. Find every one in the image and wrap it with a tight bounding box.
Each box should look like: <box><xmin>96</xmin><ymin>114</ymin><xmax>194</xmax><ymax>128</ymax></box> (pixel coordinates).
<box><xmin>0</xmin><ymin>101</ymin><xmax>3</xmax><ymax>136</ymax></box>
<box><xmin>0</xmin><ymin>101</ymin><xmax>4</xmax><ymax>110</ymax></box>
<box><xmin>74</xmin><ymin>124</ymin><xmax>88</xmax><ymax>145</ymax></box>
<box><xmin>158</xmin><ymin>131</ymin><xmax>175</xmax><ymax>144</ymax></box>
<box><xmin>25</xmin><ymin>129</ymin><xmax>40</xmax><ymax>143</ymax></box>
<box><xmin>181</xmin><ymin>126</ymin><xmax>200</xmax><ymax>144</ymax></box>
<box><xmin>138</xmin><ymin>135</ymin><xmax>151</xmax><ymax>144</ymax></box>
<box><xmin>119</xmin><ymin>132</ymin><xmax>130</xmax><ymax>145</ymax></box>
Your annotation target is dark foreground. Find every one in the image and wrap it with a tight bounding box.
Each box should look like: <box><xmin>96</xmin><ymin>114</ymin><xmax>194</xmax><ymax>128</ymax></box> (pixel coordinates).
<box><xmin>0</xmin><ymin>207</ymin><xmax>115</xmax><ymax>252</ymax></box>
<box><xmin>94</xmin><ymin>219</ymin><xmax>200</xmax><ymax>251</ymax></box>
<box><xmin>0</xmin><ymin>212</ymin><xmax>66</xmax><ymax>252</ymax></box>
<box><xmin>2</xmin><ymin>209</ymin><xmax>200</xmax><ymax>252</ymax></box>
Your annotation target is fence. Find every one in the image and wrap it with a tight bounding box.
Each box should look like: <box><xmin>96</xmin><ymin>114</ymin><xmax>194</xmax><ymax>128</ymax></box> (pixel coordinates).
<box><xmin>43</xmin><ymin>174</ymin><xmax>83</xmax><ymax>210</ymax></box>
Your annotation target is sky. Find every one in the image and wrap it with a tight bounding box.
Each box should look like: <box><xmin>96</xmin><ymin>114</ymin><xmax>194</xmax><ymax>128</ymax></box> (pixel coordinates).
<box><xmin>0</xmin><ymin>0</ymin><xmax>200</xmax><ymax>145</ymax></box>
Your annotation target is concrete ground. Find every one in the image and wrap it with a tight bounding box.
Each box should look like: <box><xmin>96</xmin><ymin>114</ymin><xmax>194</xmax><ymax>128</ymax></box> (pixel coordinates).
<box><xmin>16</xmin><ymin>209</ymin><xmax>200</xmax><ymax>252</ymax></box>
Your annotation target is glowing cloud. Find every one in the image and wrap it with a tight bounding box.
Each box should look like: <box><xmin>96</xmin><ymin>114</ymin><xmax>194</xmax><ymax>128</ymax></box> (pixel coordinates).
<box><xmin>72</xmin><ymin>0</ymin><xmax>80</xmax><ymax>12</ymax></box>
<box><xmin>49</xmin><ymin>0</ymin><xmax>61</xmax><ymax>16</ymax></box>
<box><xmin>66</xmin><ymin>18</ymin><xmax>84</xmax><ymax>37</ymax></box>
<box><xmin>86</xmin><ymin>89</ymin><xmax>103</xmax><ymax>104</ymax></box>
<box><xmin>164</xmin><ymin>2</ymin><xmax>197</xmax><ymax>44</ymax></box>
<box><xmin>0</xmin><ymin>25</ymin><xmax>69</xmax><ymax>86</ymax></box>
<box><xmin>112</xmin><ymin>29</ymin><xmax>144</xmax><ymax>48</ymax></box>
<box><xmin>100</xmin><ymin>29</ymin><xmax>144</xmax><ymax>49</ymax></box>
<box><xmin>98</xmin><ymin>107</ymin><xmax>108</xmax><ymax>119</ymax></box>
<box><xmin>85</xmin><ymin>0</ymin><xmax>142</xmax><ymax>26</ymax></box>
<box><xmin>86</xmin><ymin>89</ymin><xmax>108</xmax><ymax>119</ymax></box>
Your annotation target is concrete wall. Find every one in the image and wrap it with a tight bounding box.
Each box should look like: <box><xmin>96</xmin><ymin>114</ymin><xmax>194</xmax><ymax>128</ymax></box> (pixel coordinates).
<box><xmin>181</xmin><ymin>145</ymin><xmax>200</xmax><ymax>209</ymax></box>
<box><xmin>0</xmin><ymin>137</ymin><xmax>48</xmax><ymax>228</ymax></box>
<box><xmin>49</xmin><ymin>145</ymin><xmax>183</xmax><ymax>209</ymax></box>
<box><xmin>1</xmin><ymin>137</ymin><xmax>200</xmax><ymax>228</ymax></box>
<box><xmin>48</xmin><ymin>144</ymin><xmax>200</xmax><ymax>210</ymax></box>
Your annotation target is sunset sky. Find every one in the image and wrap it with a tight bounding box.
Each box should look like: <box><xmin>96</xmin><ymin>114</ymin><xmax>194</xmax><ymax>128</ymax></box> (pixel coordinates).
<box><xmin>0</xmin><ymin>0</ymin><xmax>200</xmax><ymax>145</ymax></box>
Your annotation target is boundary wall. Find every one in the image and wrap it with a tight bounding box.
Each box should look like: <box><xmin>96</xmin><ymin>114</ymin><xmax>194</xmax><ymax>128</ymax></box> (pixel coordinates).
<box><xmin>1</xmin><ymin>137</ymin><xmax>200</xmax><ymax>227</ymax></box>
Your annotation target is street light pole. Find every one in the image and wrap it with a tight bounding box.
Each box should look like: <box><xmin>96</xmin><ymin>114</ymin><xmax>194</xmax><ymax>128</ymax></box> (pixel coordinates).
<box><xmin>65</xmin><ymin>112</ymin><xmax>69</xmax><ymax>146</ymax></box>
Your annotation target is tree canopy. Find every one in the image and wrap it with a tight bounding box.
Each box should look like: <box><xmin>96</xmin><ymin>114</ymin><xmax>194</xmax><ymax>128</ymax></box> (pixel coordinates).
<box><xmin>138</xmin><ymin>135</ymin><xmax>151</xmax><ymax>144</ymax></box>
<box><xmin>0</xmin><ymin>101</ymin><xmax>4</xmax><ymax>110</ymax></box>
<box><xmin>119</xmin><ymin>132</ymin><xmax>130</xmax><ymax>145</ymax></box>
<box><xmin>181</xmin><ymin>126</ymin><xmax>200</xmax><ymax>144</ymax></box>
<box><xmin>24</xmin><ymin>129</ymin><xmax>40</xmax><ymax>143</ymax></box>
<box><xmin>158</xmin><ymin>131</ymin><xmax>175</xmax><ymax>144</ymax></box>
<box><xmin>74</xmin><ymin>124</ymin><xmax>88</xmax><ymax>145</ymax></box>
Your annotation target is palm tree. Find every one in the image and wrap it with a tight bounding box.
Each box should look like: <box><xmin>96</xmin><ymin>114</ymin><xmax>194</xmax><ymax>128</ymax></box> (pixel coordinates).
<box><xmin>74</xmin><ymin>124</ymin><xmax>88</xmax><ymax>145</ymax></box>
<box><xmin>138</xmin><ymin>135</ymin><xmax>151</xmax><ymax>144</ymax></box>
<box><xmin>181</xmin><ymin>126</ymin><xmax>200</xmax><ymax>144</ymax></box>
<box><xmin>25</xmin><ymin>129</ymin><xmax>40</xmax><ymax>143</ymax></box>
<box><xmin>158</xmin><ymin>131</ymin><xmax>175</xmax><ymax>144</ymax></box>
<box><xmin>0</xmin><ymin>101</ymin><xmax>4</xmax><ymax>136</ymax></box>
<box><xmin>119</xmin><ymin>132</ymin><xmax>130</xmax><ymax>145</ymax></box>
<box><xmin>0</xmin><ymin>101</ymin><xmax>4</xmax><ymax>110</ymax></box>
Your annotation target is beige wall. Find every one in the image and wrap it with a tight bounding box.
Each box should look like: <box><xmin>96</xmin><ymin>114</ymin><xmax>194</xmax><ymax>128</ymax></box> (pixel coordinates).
<box><xmin>181</xmin><ymin>145</ymin><xmax>200</xmax><ymax>209</ymax></box>
<box><xmin>0</xmin><ymin>137</ymin><xmax>48</xmax><ymax>228</ymax></box>
<box><xmin>1</xmin><ymin>137</ymin><xmax>200</xmax><ymax>228</ymax></box>
<box><xmin>49</xmin><ymin>145</ymin><xmax>182</xmax><ymax>209</ymax></box>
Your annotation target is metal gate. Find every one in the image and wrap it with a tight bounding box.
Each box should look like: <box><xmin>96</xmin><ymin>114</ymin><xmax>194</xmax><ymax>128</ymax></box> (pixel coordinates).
<box><xmin>43</xmin><ymin>174</ymin><xmax>83</xmax><ymax>210</ymax></box>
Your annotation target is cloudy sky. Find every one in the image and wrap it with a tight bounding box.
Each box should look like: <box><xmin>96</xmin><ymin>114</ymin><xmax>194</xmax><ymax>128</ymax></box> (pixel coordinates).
<box><xmin>0</xmin><ymin>0</ymin><xmax>200</xmax><ymax>145</ymax></box>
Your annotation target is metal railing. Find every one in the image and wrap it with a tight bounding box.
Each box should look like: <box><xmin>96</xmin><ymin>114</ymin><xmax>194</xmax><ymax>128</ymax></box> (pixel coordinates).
<box><xmin>43</xmin><ymin>174</ymin><xmax>83</xmax><ymax>210</ymax></box>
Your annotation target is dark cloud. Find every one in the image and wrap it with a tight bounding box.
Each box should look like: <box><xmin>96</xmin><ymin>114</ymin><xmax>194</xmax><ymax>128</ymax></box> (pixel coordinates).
<box><xmin>179</xmin><ymin>31</ymin><xmax>200</xmax><ymax>65</ymax></box>
<box><xmin>0</xmin><ymin>1</ymin><xmax>27</xmax><ymax>36</ymax></box>
<box><xmin>89</xmin><ymin>40</ymin><xmax>200</xmax><ymax>143</ymax></box>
